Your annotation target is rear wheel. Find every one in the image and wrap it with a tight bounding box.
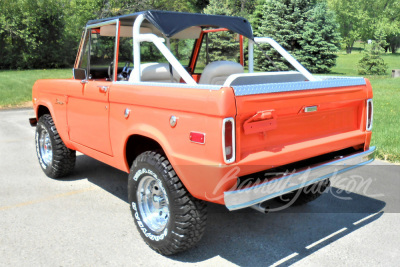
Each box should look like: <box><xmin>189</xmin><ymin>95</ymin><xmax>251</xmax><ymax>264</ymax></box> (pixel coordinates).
<box><xmin>128</xmin><ymin>151</ymin><xmax>207</xmax><ymax>255</ymax></box>
<box><xmin>35</xmin><ymin>114</ymin><xmax>76</xmax><ymax>178</ymax></box>
<box><xmin>277</xmin><ymin>179</ymin><xmax>330</xmax><ymax>205</ymax></box>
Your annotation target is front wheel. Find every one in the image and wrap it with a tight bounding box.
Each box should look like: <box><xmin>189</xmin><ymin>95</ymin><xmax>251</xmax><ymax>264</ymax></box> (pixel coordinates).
<box><xmin>35</xmin><ymin>114</ymin><xmax>76</xmax><ymax>178</ymax></box>
<box><xmin>128</xmin><ymin>151</ymin><xmax>207</xmax><ymax>255</ymax></box>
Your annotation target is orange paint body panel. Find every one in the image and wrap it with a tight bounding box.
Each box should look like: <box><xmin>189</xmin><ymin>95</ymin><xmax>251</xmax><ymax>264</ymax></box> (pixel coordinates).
<box><xmin>67</xmin><ymin>81</ymin><xmax>113</xmax><ymax>155</ymax></box>
<box><xmin>32</xmin><ymin>77</ymin><xmax>373</xmax><ymax>205</ymax></box>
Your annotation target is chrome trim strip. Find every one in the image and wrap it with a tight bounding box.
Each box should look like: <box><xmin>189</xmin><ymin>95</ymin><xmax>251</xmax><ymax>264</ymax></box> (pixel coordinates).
<box><xmin>304</xmin><ymin>106</ymin><xmax>318</xmax><ymax>112</ymax></box>
<box><xmin>232</xmin><ymin>77</ymin><xmax>366</xmax><ymax>96</ymax></box>
<box><xmin>224</xmin><ymin>146</ymin><xmax>376</xmax><ymax>211</ymax></box>
<box><xmin>222</xmin><ymin>118</ymin><xmax>236</xmax><ymax>164</ymax></box>
<box><xmin>319</xmin><ymin>76</ymin><xmax>364</xmax><ymax>80</ymax></box>
<box><xmin>113</xmin><ymin>20</ymin><xmax>120</xmax><ymax>82</ymax></box>
<box><xmin>366</xmin><ymin>99</ymin><xmax>373</xmax><ymax>131</ymax></box>
<box><xmin>115</xmin><ymin>81</ymin><xmax>221</xmax><ymax>90</ymax></box>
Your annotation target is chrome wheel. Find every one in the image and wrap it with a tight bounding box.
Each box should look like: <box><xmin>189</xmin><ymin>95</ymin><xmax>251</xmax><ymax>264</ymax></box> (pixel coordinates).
<box><xmin>38</xmin><ymin>128</ymin><xmax>52</xmax><ymax>166</ymax></box>
<box><xmin>129</xmin><ymin>151</ymin><xmax>207</xmax><ymax>255</ymax></box>
<box><xmin>137</xmin><ymin>175</ymin><xmax>170</xmax><ymax>233</ymax></box>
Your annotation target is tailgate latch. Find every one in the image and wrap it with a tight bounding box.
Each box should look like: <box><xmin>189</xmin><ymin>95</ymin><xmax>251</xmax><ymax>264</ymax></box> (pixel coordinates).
<box><xmin>243</xmin><ymin>110</ymin><xmax>277</xmax><ymax>135</ymax></box>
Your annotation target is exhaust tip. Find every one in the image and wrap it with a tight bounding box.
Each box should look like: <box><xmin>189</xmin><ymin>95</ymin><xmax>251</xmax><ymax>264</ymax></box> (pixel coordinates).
<box><xmin>250</xmin><ymin>202</ymin><xmax>269</xmax><ymax>214</ymax></box>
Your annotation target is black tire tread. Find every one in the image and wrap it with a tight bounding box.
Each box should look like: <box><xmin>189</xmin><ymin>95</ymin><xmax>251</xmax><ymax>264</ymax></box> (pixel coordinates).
<box><xmin>131</xmin><ymin>151</ymin><xmax>207</xmax><ymax>255</ymax></box>
<box><xmin>37</xmin><ymin>114</ymin><xmax>76</xmax><ymax>178</ymax></box>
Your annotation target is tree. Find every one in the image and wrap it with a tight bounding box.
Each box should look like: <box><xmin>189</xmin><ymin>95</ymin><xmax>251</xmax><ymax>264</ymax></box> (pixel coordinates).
<box><xmin>327</xmin><ymin>0</ymin><xmax>368</xmax><ymax>54</ymax></box>
<box><xmin>202</xmin><ymin>0</ymin><xmax>241</xmax><ymax>63</ymax></box>
<box><xmin>328</xmin><ymin>0</ymin><xmax>400</xmax><ymax>54</ymax></box>
<box><xmin>0</xmin><ymin>0</ymin><xmax>203</xmax><ymax>70</ymax></box>
<box><xmin>358</xmin><ymin>42</ymin><xmax>388</xmax><ymax>75</ymax></box>
<box><xmin>299</xmin><ymin>1</ymin><xmax>342</xmax><ymax>73</ymax></box>
<box><xmin>0</xmin><ymin>0</ymin><xmax>72</xmax><ymax>69</ymax></box>
<box><xmin>252</xmin><ymin>0</ymin><xmax>341</xmax><ymax>73</ymax></box>
<box><xmin>377</xmin><ymin>1</ymin><xmax>400</xmax><ymax>53</ymax></box>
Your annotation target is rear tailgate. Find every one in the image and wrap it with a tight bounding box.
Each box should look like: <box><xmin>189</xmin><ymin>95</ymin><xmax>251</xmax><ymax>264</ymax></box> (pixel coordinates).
<box><xmin>233</xmin><ymin>77</ymin><xmax>371</xmax><ymax>167</ymax></box>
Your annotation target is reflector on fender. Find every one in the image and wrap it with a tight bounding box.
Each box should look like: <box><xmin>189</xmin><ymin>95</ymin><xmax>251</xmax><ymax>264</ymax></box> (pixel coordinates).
<box><xmin>189</xmin><ymin>132</ymin><xmax>205</xmax><ymax>144</ymax></box>
<box><xmin>222</xmin><ymin>118</ymin><xmax>235</xmax><ymax>164</ymax></box>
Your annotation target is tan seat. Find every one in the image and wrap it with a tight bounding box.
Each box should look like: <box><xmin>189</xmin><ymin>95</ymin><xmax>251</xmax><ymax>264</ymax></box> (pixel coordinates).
<box><xmin>129</xmin><ymin>62</ymin><xmax>181</xmax><ymax>83</ymax></box>
<box><xmin>199</xmin><ymin>61</ymin><xmax>244</xmax><ymax>85</ymax></box>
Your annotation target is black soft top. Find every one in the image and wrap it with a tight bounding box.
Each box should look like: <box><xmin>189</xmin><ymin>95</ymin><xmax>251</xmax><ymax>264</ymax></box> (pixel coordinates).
<box><xmin>87</xmin><ymin>10</ymin><xmax>254</xmax><ymax>40</ymax></box>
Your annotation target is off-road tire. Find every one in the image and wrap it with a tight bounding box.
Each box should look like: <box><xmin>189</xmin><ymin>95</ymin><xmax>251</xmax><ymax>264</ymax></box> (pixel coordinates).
<box><xmin>128</xmin><ymin>151</ymin><xmax>207</xmax><ymax>255</ymax></box>
<box><xmin>35</xmin><ymin>114</ymin><xmax>76</xmax><ymax>178</ymax></box>
<box><xmin>277</xmin><ymin>179</ymin><xmax>330</xmax><ymax>205</ymax></box>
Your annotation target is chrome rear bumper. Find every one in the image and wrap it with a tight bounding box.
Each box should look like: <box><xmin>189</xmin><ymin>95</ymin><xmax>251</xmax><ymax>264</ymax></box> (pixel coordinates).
<box><xmin>224</xmin><ymin>146</ymin><xmax>376</xmax><ymax>211</ymax></box>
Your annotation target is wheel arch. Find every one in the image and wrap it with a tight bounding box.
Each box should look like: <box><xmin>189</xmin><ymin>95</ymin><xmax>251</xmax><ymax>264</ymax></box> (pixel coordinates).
<box><xmin>125</xmin><ymin>134</ymin><xmax>164</xmax><ymax>169</ymax></box>
<box><xmin>123</xmin><ymin>131</ymin><xmax>203</xmax><ymax>203</ymax></box>
<box><xmin>36</xmin><ymin>105</ymin><xmax>51</xmax><ymax>119</ymax></box>
<box><xmin>33</xmin><ymin>101</ymin><xmax>70</xmax><ymax>150</ymax></box>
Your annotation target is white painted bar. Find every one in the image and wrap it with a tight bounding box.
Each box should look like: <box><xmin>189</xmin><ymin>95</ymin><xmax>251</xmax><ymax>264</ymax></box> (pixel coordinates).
<box><xmin>137</xmin><ymin>34</ymin><xmax>196</xmax><ymax>85</ymax></box>
<box><xmin>249</xmin><ymin>37</ymin><xmax>317</xmax><ymax>82</ymax></box>
<box><xmin>132</xmin><ymin>14</ymin><xmax>145</xmax><ymax>83</ymax></box>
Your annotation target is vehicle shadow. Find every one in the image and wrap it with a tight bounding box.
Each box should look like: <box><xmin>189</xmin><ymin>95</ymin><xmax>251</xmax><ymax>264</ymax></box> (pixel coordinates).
<box><xmin>174</xmin><ymin>198</ymin><xmax>384</xmax><ymax>266</ymax></box>
<box><xmin>66</xmin><ymin>155</ymin><xmax>386</xmax><ymax>266</ymax></box>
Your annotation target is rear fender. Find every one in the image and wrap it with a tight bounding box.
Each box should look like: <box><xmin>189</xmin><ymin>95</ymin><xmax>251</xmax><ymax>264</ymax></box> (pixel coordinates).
<box><xmin>123</xmin><ymin>124</ymin><xmax>205</xmax><ymax>200</ymax></box>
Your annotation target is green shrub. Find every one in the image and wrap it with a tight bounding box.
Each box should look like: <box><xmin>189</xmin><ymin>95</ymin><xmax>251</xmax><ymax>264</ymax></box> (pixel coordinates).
<box><xmin>358</xmin><ymin>42</ymin><xmax>388</xmax><ymax>75</ymax></box>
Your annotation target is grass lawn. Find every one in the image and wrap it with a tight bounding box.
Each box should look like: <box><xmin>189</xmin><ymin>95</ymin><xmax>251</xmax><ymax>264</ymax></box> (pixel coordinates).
<box><xmin>0</xmin><ymin>69</ymin><xmax>71</xmax><ymax>107</ymax></box>
<box><xmin>0</xmin><ymin>52</ymin><xmax>399</xmax><ymax>162</ymax></box>
<box><xmin>331</xmin><ymin>51</ymin><xmax>400</xmax><ymax>76</ymax></box>
<box><xmin>370</xmin><ymin>77</ymin><xmax>400</xmax><ymax>162</ymax></box>
<box><xmin>330</xmin><ymin>51</ymin><xmax>400</xmax><ymax>162</ymax></box>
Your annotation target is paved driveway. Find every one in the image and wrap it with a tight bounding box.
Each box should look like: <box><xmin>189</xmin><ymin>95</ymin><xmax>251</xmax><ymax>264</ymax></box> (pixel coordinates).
<box><xmin>1</xmin><ymin>109</ymin><xmax>399</xmax><ymax>266</ymax></box>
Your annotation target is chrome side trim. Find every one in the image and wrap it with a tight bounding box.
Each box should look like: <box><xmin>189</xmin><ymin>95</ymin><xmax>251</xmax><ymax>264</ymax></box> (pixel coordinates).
<box><xmin>304</xmin><ymin>106</ymin><xmax>318</xmax><ymax>112</ymax></box>
<box><xmin>222</xmin><ymin>118</ymin><xmax>236</xmax><ymax>164</ymax></box>
<box><xmin>366</xmin><ymin>99</ymin><xmax>373</xmax><ymax>131</ymax></box>
<box><xmin>232</xmin><ymin>77</ymin><xmax>366</xmax><ymax>96</ymax></box>
<box><xmin>224</xmin><ymin>146</ymin><xmax>376</xmax><ymax>211</ymax></box>
<box><xmin>113</xmin><ymin>20</ymin><xmax>120</xmax><ymax>82</ymax></box>
<box><xmin>115</xmin><ymin>81</ymin><xmax>221</xmax><ymax>90</ymax></box>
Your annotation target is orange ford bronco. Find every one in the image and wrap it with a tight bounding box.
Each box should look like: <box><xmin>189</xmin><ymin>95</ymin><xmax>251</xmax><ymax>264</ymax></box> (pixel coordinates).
<box><xmin>30</xmin><ymin>11</ymin><xmax>375</xmax><ymax>255</ymax></box>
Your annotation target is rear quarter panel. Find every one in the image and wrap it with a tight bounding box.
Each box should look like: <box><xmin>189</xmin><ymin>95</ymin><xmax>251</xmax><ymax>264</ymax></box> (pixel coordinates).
<box><xmin>109</xmin><ymin>83</ymin><xmax>238</xmax><ymax>202</ymax></box>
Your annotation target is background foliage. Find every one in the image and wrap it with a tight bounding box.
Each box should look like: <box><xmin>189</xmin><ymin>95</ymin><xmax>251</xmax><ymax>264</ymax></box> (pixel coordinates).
<box><xmin>358</xmin><ymin>42</ymin><xmax>388</xmax><ymax>75</ymax></box>
<box><xmin>0</xmin><ymin>0</ymin><xmax>399</xmax><ymax>70</ymax></box>
<box><xmin>252</xmin><ymin>0</ymin><xmax>341</xmax><ymax>73</ymax></box>
<box><xmin>202</xmin><ymin>0</ymin><xmax>240</xmax><ymax>64</ymax></box>
<box><xmin>327</xmin><ymin>0</ymin><xmax>400</xmax><ymax>54</ymax></box>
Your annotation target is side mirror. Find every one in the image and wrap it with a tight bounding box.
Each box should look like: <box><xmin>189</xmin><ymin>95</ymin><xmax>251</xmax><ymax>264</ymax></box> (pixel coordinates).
<box><xmin>73</xmin><ymin>68</ymin><xmax>87</xmax><ymax>80</ymax></box>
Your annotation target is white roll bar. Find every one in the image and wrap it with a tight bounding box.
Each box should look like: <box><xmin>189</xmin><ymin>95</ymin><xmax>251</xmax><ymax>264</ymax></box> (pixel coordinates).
<box><xmin>249</xmin><ymin>37</ymin><xmax>317</xmax><ymax>81</ymax></box>
<box><xmin>132</xmin><ymin>14</ymin><xmax>197</xmax><ymax>85</ymax></box>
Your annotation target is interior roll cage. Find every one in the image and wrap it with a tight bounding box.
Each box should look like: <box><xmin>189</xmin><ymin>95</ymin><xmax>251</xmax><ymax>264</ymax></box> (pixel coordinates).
<box><xmin>73</xmin><ymin>11</ymin><xmax>316</xmax><ymax>85</ymax></box>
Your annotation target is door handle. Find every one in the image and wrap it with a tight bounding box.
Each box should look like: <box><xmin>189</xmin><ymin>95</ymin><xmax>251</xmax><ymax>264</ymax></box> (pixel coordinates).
<box><xmin>80</xmin><ymin>79</ymin><xmax>88</xmax><ymax>84</ymax></box>
<box><xmin>97</xmin><ymin>86</ymin><xmax>109</xmax><ymax>93</ymax></box>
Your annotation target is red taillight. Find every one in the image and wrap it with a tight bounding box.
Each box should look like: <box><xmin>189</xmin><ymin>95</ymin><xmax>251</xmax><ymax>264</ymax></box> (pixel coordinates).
<box><xmin>223</xmin><ymin>118</ymin><xmax>235</xmax><ymax>163</ymax></box>
<box><xmin>225</xmin><ymin>122</ymin><xmax>233</xmax><ymax>158</ymax></box>
<box><xmin>366</xmin><ymin>99</ymin><xmax>373</xmax><ymax>131</ymax></box>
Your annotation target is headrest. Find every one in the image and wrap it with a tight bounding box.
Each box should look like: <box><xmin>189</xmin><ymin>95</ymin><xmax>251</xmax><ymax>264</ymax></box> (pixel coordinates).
<box><xmin>199</xmin><ymin>61</ymin><xmax>244</xmax><ymax>85</ymax></box>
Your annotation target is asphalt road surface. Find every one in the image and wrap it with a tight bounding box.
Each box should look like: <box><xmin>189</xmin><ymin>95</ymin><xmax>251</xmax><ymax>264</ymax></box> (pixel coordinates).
<box><xmin>1</xmin><ymin>109</ymin><xmax>399</xmax><ymax>266</ymax></box>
